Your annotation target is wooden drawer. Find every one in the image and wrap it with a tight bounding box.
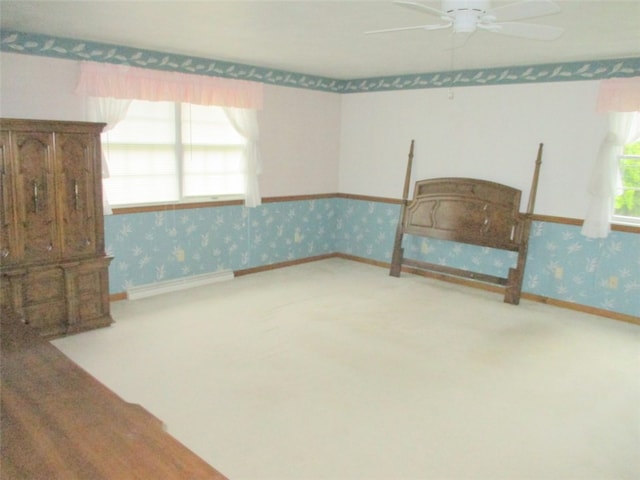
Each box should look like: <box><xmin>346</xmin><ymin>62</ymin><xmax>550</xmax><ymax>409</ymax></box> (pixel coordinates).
<box><xmin>1</xmin><ymin>269</ymin><xmax>26</xmax><ymax>316</ymax></box>
<box><xmin>23</xmin><ymin>267</ymin><xmax>65</xmax><ymax>305</ymax></box>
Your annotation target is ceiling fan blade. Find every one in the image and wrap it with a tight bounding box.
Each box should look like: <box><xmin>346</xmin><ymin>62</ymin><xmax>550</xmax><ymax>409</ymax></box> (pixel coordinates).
<box><xmin>365</xmin><ymin>23</ymin><xmax>452</xmax><ymax>35</ymax></box>
<box><xmin>486</xmin><ymin>0</ymin><xmax>560</xmax><ymax>22</ymax></box>
<box><xmin>480</xmin><ymin>21</ymin><xmax>564</xmax><ymax>40</ymax></box>
<box><xmin>393</xmin><ymin>0</ymin><xmax>447</xmax><ymax>18</ymax></box>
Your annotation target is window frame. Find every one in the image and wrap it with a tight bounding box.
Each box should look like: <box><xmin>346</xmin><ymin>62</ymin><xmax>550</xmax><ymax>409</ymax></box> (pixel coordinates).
<box><xmin>103</xmin><ymin>100</ymin><xmax>246</xmax><ymax>209</ymax></box>
<box><xmin>612</xmin><ymin>152</ymin><xmax>640</xmax><ymax>226</ymax></box>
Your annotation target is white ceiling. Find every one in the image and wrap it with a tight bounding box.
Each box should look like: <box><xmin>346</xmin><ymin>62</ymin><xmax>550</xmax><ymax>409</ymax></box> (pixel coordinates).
<box><xmin>1</xmin><ymin>0</ymin><xmax>639</xmax><ymax>79</ymax></box>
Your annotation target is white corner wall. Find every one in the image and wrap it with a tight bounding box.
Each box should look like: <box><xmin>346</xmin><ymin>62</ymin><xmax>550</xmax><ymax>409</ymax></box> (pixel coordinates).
<box><xmin>0</xmin><ymin>52</ymin><xmax>341</xmax><ymax>198</ymax></box>
<box><xmin>260</xmin><ymin>84</ymin><xmax>341</xmax><ymax>197</ymax></box>
<box><xmin>0</xmin><ymin>54</ymin><xmax>86</xmax><ymax>120</ymax></box>
<box><xmin>338</xmin><ymin>81</ymin><xmax>607</xmax><ymax>218</ymax></box>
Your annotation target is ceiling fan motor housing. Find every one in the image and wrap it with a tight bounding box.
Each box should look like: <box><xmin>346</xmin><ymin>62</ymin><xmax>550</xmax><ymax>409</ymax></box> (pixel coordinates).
<box><xmin>443</xmin><ymin>0</ymin><xmax>490</xmax><ymax>33</ymax></box>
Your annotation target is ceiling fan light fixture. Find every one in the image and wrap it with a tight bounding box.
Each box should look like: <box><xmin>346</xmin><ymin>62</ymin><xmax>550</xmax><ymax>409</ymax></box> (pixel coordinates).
<box><xmin>453</xmin><ymin>10</ymin><xmax>482</xmax><ymax>33</ymax></box>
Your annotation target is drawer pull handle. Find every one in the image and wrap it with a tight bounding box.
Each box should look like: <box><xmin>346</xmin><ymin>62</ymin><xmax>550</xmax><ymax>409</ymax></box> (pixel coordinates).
<box><xmin>481</xmin><ymin>204</ymin><xmax>490</xmax><ymax>234</ymax></box>
<box><xmin>74</xmin><ymin>180</ymin><xmax>79</xmax><ymax>210</ymax></box>
<box><xmin>33</xmin><ymin>181</ymin><xmax>39</xmax><ymax>213</ymax></box>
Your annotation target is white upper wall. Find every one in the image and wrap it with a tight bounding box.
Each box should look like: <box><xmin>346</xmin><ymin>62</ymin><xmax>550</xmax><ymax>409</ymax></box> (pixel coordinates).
<box><xmin>0</xmin><ymin>54</ymin><xmax>86</xmax><ymax>120</ymax></box>
<box><xmin>1</xmin><ymin>52</ymin><xmax>609</xmax><ymax>218</ymax></box>
<box><xmin>259</xmin><ymin>83</ymin><xmax>341</xmax><ymax>197</ymax></box>
<box><xmin>0</xmin><ymin>52</ymin><xmax>341</xmax><ymax>198</ymax></box>
<box><xmin>339</xmin><ymin>81</ymin><xmax>607</xmax><ymax>218</ymax></box>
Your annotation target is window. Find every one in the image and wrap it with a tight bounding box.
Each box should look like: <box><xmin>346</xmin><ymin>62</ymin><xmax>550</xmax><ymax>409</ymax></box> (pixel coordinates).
<box><xmin>103</xmin><ymin>100</ymin><xmax>245</xmax><ymax>206</ymax></box>
<box><xmin>613</xmin><ymin>140</ymin><xmax>640</xmax><ymax>225</ymax></box>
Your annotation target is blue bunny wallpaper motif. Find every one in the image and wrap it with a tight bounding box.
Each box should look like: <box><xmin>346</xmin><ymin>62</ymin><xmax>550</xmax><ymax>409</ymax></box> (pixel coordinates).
<box><xmin>106</xmin><ymin>197</ymin><xmax>639</xmax><ymax>318</ymax></box>
<box><xmin>526</xmin><ymin>221</ymin><xmax>640</xmax><ymax>316</ymax></box>
<box><xmin>105</xmin><ymin>199</ymin><xmax>339</xmax><ymax>293</ymax></box>
<box><xmin>334</xmin><ymin>198</ymin><xmax>400</xmax><ymax>261</ymax></box>
<box><xmin>401</xmin><ymin>236</ymin><xmax>518</xmax><ymax>278</ymax></box>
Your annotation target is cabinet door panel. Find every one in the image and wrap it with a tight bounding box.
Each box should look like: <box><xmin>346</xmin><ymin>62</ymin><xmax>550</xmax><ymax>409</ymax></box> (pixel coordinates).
<box><xmin>0</xmin><ymin>274</ymin><xmax>8</xmax><ymax>307</ymax></box>
<box><xmin>0</xmin><ymin>131</ymin><xmax>19</xmax><ymax>265</ymax></box>
<box><xmin>78</xmin><ymin>295</ymin><xmax>104</xmax><ymax>320</ymax></box>
<box><xmin>65</xmin><ymin>258</ymin><xmax>112</xmax><ymax>334</ymax></box>
<box><xmin>14</xmin><ymin>132</ymin><xmax>59</xmax><ymax>263</ymax></box>
<box><xmin>56</xmin><ymin>133</ymin><xmax>98</xmax><ymax>258</ymax></box>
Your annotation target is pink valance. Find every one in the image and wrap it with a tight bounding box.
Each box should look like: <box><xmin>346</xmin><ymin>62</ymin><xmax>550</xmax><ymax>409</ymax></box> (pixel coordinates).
<box><xmin>596</xmin><ymin>77</ymin><xmax>640</xmax><ymax>113</ymax></box>
<box><xmin>75</xmin><ymin>61</ymin><xmax>263</xmax><ymax>109</ymax></box>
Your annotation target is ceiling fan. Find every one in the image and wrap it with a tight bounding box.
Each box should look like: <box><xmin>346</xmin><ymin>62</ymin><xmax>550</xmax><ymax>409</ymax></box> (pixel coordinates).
<box><xmin>366</xmin><ymin>0</ymin><xmax>564</xmax><ymax>40</ymax></box>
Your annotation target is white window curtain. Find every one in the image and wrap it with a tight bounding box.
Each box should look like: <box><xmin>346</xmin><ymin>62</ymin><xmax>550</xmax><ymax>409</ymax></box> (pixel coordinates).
<box><xmin>582</xmin><ymin>77</ymin><xmax>640</xmax><ymax>238</ymax></box>
<box><xmin>85</xmin><ymin>97</ymin><xmax>132</xmax><ymax>214</ymax></box>
<box><xmin>76</xmin><ymin>61</ymin><xmax>264</xmax><ymax>207</ymax></box>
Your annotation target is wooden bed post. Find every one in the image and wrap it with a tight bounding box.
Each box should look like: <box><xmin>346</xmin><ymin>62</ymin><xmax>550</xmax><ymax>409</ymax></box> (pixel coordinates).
<box><xmin>504</xmin><ymin>142</ymin><xmax>543</xmax><ymax>304</ymax></box>
<box><xmin>390</xmin><ymin>140</ymin><xmax>415</xmax><ymax>277</ymax></box>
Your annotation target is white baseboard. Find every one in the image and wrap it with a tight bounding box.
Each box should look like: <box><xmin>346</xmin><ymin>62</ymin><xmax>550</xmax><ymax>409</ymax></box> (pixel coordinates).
<box><xmin>126</xmin><ymin>270</ymin><xmax>234</xmax><ymax>300</ymax></box>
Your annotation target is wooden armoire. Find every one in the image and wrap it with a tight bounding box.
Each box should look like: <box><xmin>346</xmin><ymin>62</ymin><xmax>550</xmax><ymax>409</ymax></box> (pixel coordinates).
<box><xmin>0</xmin><ymin>119</ymin><xmax>113</xmax><ymax>338</ymax></box>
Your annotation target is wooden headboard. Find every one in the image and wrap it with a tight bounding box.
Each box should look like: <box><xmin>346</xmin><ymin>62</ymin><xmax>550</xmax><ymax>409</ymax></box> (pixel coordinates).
<box><xmin>390</xmin><ymin>142</ymin><xmax>543</xmax><ymax>305</ymax></box>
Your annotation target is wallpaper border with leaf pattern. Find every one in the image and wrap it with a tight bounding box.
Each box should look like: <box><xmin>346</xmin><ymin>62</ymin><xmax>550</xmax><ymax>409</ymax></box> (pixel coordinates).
<box><xmin>2</xmin><ymin>30</ymin><xmax>639</xmax><ymax>93</ymax></box>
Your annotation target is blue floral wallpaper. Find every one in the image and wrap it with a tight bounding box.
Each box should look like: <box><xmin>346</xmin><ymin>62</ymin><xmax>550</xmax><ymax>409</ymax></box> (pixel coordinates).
<box><xmin>106</xmin><ymin>197</ymin><xmax>639</xmax><ymax>318</ymax></box>
<box><xmin>105</xmin><ymin>199</ymin><xmax>339</xmax><ymax>293</ymax></box>
<box><xmin>526</xmin><ymin>221</ymin><xmax>640</xmax><ymax>316</ymax></box>
<box><xmin>401</xmin><ymin>235</ymin><xmax>518</xmax><ymax>278</ymax></box>
<box><xmin>335</xmin><ymin>198</ymin><xmax>400</xmax><ymax>261</ymax></box>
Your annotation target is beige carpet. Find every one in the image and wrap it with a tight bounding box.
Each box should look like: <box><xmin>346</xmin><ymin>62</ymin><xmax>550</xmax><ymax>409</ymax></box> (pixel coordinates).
<box><xmin>53</xmin><ymin>258</ymin><xmax>640</xmax><ymax>480</ymax></box>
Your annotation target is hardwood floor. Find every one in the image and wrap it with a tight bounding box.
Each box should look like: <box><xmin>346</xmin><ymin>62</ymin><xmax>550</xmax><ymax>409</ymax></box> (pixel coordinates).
<box><xmin>0</xmin><ymin>314</ymin><xmax>228</xmax><ymax>479</ymax></box>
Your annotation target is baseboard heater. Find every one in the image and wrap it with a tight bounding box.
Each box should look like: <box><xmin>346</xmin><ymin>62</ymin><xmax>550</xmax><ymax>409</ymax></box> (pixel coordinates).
<box><xmin>126</xmin><ymin>270</ymin><xmax>234</xmax><ymax>300</ymax></box>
